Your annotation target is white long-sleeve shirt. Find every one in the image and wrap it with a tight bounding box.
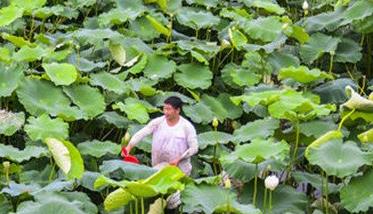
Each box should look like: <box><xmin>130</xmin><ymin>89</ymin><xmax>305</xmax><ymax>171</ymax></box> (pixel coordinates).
<box><xmin>128</xmin><ymin>116</ymin><xmax>198</xmax><ymax>175</ymax></box>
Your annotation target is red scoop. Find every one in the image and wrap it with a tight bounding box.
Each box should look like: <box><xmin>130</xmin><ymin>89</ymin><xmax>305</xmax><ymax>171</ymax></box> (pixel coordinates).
<box><xmin>121</xmin><ymin>147</ymin><xmax>140</xmax><ymax>164</ymax></box>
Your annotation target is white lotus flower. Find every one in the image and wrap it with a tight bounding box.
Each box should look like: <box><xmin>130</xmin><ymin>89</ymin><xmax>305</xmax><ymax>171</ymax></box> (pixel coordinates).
<box><xmin>265</xmin><ymin>175</ymin><xmax>279</xmax><ymax>191</ymax></box>
<box><xmin>302</xmin><ymin>1</ymin><xmax>309</xmax><ymax>10</ymax></box>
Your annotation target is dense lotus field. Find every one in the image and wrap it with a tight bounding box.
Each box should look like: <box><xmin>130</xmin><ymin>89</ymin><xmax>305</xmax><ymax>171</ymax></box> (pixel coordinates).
<box><xmin>1</xmin><ymin>0</ymin><xmax>373</xmax><ymax>213</ymax></box>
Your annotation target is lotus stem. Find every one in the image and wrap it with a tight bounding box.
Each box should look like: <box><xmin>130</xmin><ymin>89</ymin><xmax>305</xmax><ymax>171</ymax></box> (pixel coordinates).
<box><xmin>141</xmin><ymin>197</ymin><xmax>144</xmax><ymax>214</ymax></box>
<box><xmin>130</xmin><ymin>202</ymin><xmax>133</xmax><ymax>214</ymax></box>
<box><xmin>338</xmin><ymin>108</ymin><xmax>355</xmax><ymax>131</ymax></box>
<box><xmin>135</xmin><ymin>198</ymin><xmax>138</xmax><ymax>214</ymax></box>
<box><xmin>269</xmin><ymin>190</ymin><xmax>273</xmax><ymax>213</ymax></box>
<box><xmin>328</xmin><ymin>52</ymin><xmax>334</xmax><ymax>75</ymax></box>
<box><xmin>263</xmin><ymin>186</ymin><xmax>268</xmax><ymax>213</ymax></box>
<box><xmin>253</xmin><ymin>163</ymin><xmax>258</xmax><ymax>207</ymax></box>
<box><xmin>213</xmin><ymin>144</ymin><xmax>218</xmax><ymax>175</ymax></box>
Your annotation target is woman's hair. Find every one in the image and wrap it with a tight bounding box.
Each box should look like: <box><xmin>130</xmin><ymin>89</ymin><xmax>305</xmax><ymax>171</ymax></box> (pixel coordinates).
<box><xmin>164</xmin><ymin>96</ymin><xmax>183</xmax><ymax>110</ymax></box>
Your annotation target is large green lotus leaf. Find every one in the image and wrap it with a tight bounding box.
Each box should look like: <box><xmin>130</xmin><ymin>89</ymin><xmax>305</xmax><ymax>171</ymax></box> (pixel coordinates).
<box><xmin>233</xmin><ymin>118</ymin><xmax>280</xmax><ymax>143</ymax></box>
<box><xmin>63</xmin><ymin>84</ymin><xmax>105</xmax><ymax>119</ymax></box>
<box><xmin>67</xmin><ymin>54</ymin><xmax>106</xmax><ymax>73</ymax></box>
<box><xmin>98</xmin><ymin>8</ymin><xmax>142</xmax><ymax>27</ymax></box>
<box><xmin>0</xmin><ymin>144</ymin><xmax>48</xmax><ymax>163</ymax></box>
<box><xmin>286</xmin><ymin>25</ymin><xmax>309</xmax><ymax>44</ymax></box>
<box><xmin>13</xmin><ymin>45</ymin><xmax>50</xmax><ymax>62</ymax></box>
<box><xmin>267</xmin><ymin>52</ymin><xmax>300</xmax><ymax>74</ymax></box>
<box><xmin>32</xmin><ymin>5</ymin><xmax>66</xmax><ymax>19</ymax></box>
<box><xmin>183</xmin><ymin>102</ymin><xmax>215</xmax><ymax>124</ymax></box>
<box><xmin>198</xmin><ymin>131</ymin><xmax>233</xmax><ymax>149</ymax></box>
<box><xmin>267</xmin><ymin>91</ymin><xmax>319</xmax><ymax>119</ymax></box>
<box><xmin>100</xmin><ymin>160</ymin><xmax>156</xmax><ymax>180</ymax></box>
<box><xmin>340</xmin><ymin>169</ymin><xmax>373</xmax><ymax>213</ymax></box>
<box><xmin>340</xmin><ymin>0</ymin><xmax>373</xmax><ymax>26</ymax></box>
<box><xmin>97</xmin><ymin>111</ymin><xmax>130</xmax><ymax>128</ymax></box>
<box><xmin>241</xmin><ymin>16</ymin><xmax>282</xmax><ymax>42</ymax></box>
<box><xmin>0</xmin><ymin>110</ymin><xmax>25</xmax><ymax>136</ymax></box>
<box><xmin>11</xmin><ymin>0</ymin><xmax>46</xmax><ymax>13</ymax></box>
<box><xmin>44</xmin><ymin>138</ymin><xmax>71</xmax><ymax>176</ymax></box>
<box><xmin>300</xmin><ymin>33</ymin><xmax>341</xmax><ymax>64</ymax></box>
<box><xmin>126</xmin><ymin>182</ymin><xmax>158</xmax><ymax>197</ymax></box>
<box><xmin>243</xmin><ymin>184</ymin><xmax>307</xmax><ymax>214</ymax></box>
<box><xmin>221</xmin><ymin>63</ymin><xmax>261</xmax><ymax>87</ymax></box>
<box><xmin>16</xmin><ymin>78</ymin><xmax>82</xmax><ymax>120</ymax></box>
<box><xmin>219</xmin><ymin>7</ymin><xmax>252</xmax><ymax>22</ymax></box>
<box><xmin>72</xmin><ymin>29</ymin><xmax>122</xmax><ymax>46</ymax></box>
<box><xmin>228</xmin><ymin>27</ymin><xmax>248</xmax><ymax>50</ymax></box>
<box><xmin>90</xmin><ymin>72</ymin><xmax>129</xmax><ymax>95</ymax></box>
<box><xmin>293</xmin><ymin>171</ymin><xmax>340</xmax><ymax>194</ymax></box>
<box><xmin>0</xmin><ymin>47</ymin><xmax>11</xmax><ymax>63</ymax></box>
<box><xmin>199</xmin><ymin>93</ymin><xmax>243</xmax><ymax>122</ymax></box>
<box><xmin>126</xmin><ymin>54</ymin><xmax>147</xmax><ymax>74</ymax></box>
<box><xmin>24</xmin><ymin>114</ymin><xmax>69</xmax><ymax>141</ymax></box>
<box><xmin>112</xmin><ymin>98</ymin><xmax>150</xmax><ymax>124</ymax></box>
<box><xmin>185</xmin><ymin>0</ymin><xmax>219</xmax><ymax>8</ymax></box>
<box><xmin>104</xmin><ymin>188</ymin><xmax>134</xmax><ymax>211</ymax></box>
<box><xmin>303</xmin><ymin>9</ymin><xmax>344</xmax><ymax>32</ymax></box>
<box><xmin>143</xmin><ymin>165</ymin><xmax>185</xmax><ymax>194</ymax></box>
<box><xmin>176</xmin><ymin>7</ymin><xmax>220</xmax><ymax>29</ymax></box>
<box><xmin>353</xmin><ymin>14</ymin><xmax>373</xmax><ymax>34</ymax></box>
<box><xmin>1</xmin><ymin>33</ymin><xmax>34</xmax><ymax>47</ymax></box>
<box><xmin>181</xmin><ymin>183</ymin><xmax>261</xmax><ymax>214</ymax></box>
<box><xmin>143</xmin><ymin>54</ymin><xmax>176</xmax><ymax>80</ymax></box>
<box><xmin>214</xmin><ymin>93</ymin><xmax>243</xmax><ymax>119</ymax></box>
<box><xmin>16</xmin><ymin>191</ymin><xmax>97</xmax><ymax>214</ymax></box>
<box><xmin>129</xmin><ymin>17</ymin><xmax>160</xmax><ymax>41</ymax></box>
<box><xmin>109</xmin><ymin>41</ymin><xmax>126</xmax><ymax>66</ymax></box>
<box><xmin>342</xmin><ymin>85</ymin><xmax>373</xmax><ymax>112</ymax></box>
<box><xmin>0</xmin><ymin>5</ymin><xmax>24</xmax><ymax>27</ymax></box>
<box><xmin>225</xmin><ymin>138</ymin><xmax>289</xmax><ymax>164</ymax></box>
<box><xmin>299</xmin><ymin>120</ymin><xmax>338</xmax><ymax>138</ymax></box>
<box><xmin>279</xmin><ymin>66</ymin><xmax>332</xmax><ymax>84</ymax></box>
<box><xmin>335</xmin><ymin>38</ymin><xmax>362</xmax><ymax>63</ymax></box>
<box><xmin>312</xmin><ymin>78</ymin><xmax>357</xmax><ymax>104</ymax></box>
<box><xmin>250</xmin><ymin>0</ymin><xmax>285</xmax><ymax>15</ymax></box>
<box><xmin>305</xmin><ymin>130</ymin><xmax>343</xmax><ymax>159</ymax></box>
<box><xmin>176</xmin><ymin>40</ymin><xmax>220</xmax><ymax>59</ymax></box>
<box><xmin>46</xmin><ymin>138</ymin><xmax>84</xmax><ymax>180</ymax></box>
<box><xmin>221</xmin><ymin>159</ymin><xmax>256</xmax><ymax>182</ymax></box>
<box><xmin>230</xmin><ymin>89</ymin><xmax>284</xmax><ymax>106</ymax></box>
<box><xmin>1</xmin><ymin>181</ymin><xmax>40</xmax><ymax>197</ymax></box>
<box><xmin>77</xmin><ymin>140</ymin><xmax>121</xmax><ymax>158</ymax></box>
<box><xmin>242</xmin><ymin>34</ymin><xmax>287</xmax><ymax>54</ymax></box>
<box><xmin>42</xmin><ymin>63</ymin><xmax>78</xmax><ymax>86</ymax></box>
<box><xmin>358</xmin><ymin>128</ymin><xmax>373</xmax><ymax>143</ymax></box>
<box><xmin>308</xmin><ymin>139</ymin><xmax>370</xmax><ymax>178</ymax></box>
<box><xmin>174</xmin><ymin>63</ymin><xmax>212</xmax><ymax>89</ymax></box>
<box><xmin>145</xmin><ymin>14</ymin><xmax>171</xmax><ymax>37</ymax></box>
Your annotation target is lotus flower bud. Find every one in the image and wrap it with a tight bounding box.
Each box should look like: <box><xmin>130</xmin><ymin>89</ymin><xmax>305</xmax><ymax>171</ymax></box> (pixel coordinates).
<box><xmin>3</xmin><ymin>161</ymin><xmax>10</xmax><ymax>170</ymax></box>
<box><xmin>330</xmin><ymin>50</ymin><xmax>335</xmax><ymax>56</ymax></box>
<box><xmin>302</xmin><ymin>1</ymin><xmax>309</xmax><ymax>15</ymax></box>
<box><xmin>212</xmin><ymin>117</ymin><xmax>219</xmax><ymax>129</ymax></box>
<box><xmin>265</xmin><ymin>175</ymin><xmax>279</xmax><ymax>191</ymax></box>
<box><xmin>302</xmin><ymin>1</ymin><xmax>309</xmax><ymax>10</ymax></box>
